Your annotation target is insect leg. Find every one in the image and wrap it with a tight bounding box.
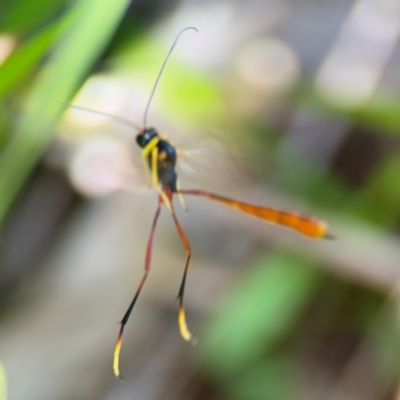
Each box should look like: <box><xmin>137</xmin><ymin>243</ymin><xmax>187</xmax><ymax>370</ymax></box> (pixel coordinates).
<box><xmin>176</xmin><ymin>179</ymin><xmax>188</xmax><ymax>213</ymax></box>
<box><xmin>113</xmin><ymin>197</ymin><xmax>163</xmax><ymax>380</ymax></box>
<box><xmin>149</xmin><ymin>146</ymin><xmax>174</xmax><ymax>213</ymax></box>
<box><xmin>165</xmin><ymin>194</ymin><xmax>193</xmax><ymax>342</ymax></box>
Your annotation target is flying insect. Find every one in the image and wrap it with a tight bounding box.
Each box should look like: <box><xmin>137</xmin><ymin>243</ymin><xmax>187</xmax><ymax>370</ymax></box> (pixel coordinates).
<box><xmin>68</xmin><ymin>27</ymin><xmax>331</xmax><ymax>380</ymax></box>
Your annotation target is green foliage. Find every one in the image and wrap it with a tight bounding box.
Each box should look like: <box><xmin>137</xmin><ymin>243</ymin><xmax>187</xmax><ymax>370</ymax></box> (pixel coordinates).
<box><xmin>114</xmin><ymin>39</ymin><xmax>224</xmax><ymax>127</ymax></box>
<box><xmin>352</xmin><ymin>154</ymin><xmax>400</xmax><ymax>227</ymax></box>
<box><xmin>0</xmin><ymin>0</ymin><xmax>67</xmax><ymax>35</ymax></box>
<box><xmin>372</xmin><ymin>303</ymin><xmax>400</xmax><ymax>388</ymax></box>
<box><xmin>0</xmin><ymin>23</ymin><xmax>63</xmax><ymax>98</ymax></box>
<box><xmin>0</xmin><ymin>363</ymin><xmax>5</xmax><ymax>400</ymax></box>
<box><xmin>199</xmin><ymin>250</ymin><xmax>400</xmax><ymax>399</ymax></box>
<box><xmin>200</xmin><ymin>252</ymin><xmax>321</xmax><ymax>381</ymax></box>
<box><xmin>0</xmin><ymin>0</ymin><xmax>131</xmax><ymax>224</ymax></box>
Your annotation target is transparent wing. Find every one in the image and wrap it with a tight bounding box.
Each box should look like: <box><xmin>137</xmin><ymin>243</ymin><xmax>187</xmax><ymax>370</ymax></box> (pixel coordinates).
<box><xmin>53</xmin><ymin>109</ymin><xmax>151</xmax><ymax>198</ymax></box>
<box><xmin>176</xmin><ymin>127</ymin><xmax>274</xmax><ymax>191</ymax></box>
<box><xmin>66</xmin><ymin>135</ymin><xmax>150</xmax><ymax>197</ymax></box>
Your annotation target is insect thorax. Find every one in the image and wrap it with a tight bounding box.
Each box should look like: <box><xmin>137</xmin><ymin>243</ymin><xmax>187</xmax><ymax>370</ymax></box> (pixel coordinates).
<box><xmin>156</xmin><ymin>138</ymin><xmax>178</xmax><ymax>191</ymax></box>
<box><xmin>136</xmin><ymin>127</ymin><xmax>178</xmax><ymax>191</ymax></box>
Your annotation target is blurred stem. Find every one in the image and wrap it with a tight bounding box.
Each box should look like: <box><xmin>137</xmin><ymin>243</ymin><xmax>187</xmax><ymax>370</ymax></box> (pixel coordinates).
<box><xmin>0</xmin><ymin>0</ymin><xmax>131</xmax><ymax>226</ymax></box>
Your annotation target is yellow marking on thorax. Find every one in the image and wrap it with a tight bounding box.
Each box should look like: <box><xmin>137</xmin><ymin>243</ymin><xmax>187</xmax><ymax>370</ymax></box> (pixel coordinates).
<box><xmin>149</xmin><ymin>146</ymin><xmax>173</xmax><ymax>212</ymax></box>
<box><xmin>158</xmin><ymin>150</ymin><xmax>168</xmax><ymax>161</ymax></box>
<box><xmin>141</xmin><ymin>137</ymin><xmax>160</xmax><ymax>185</ymax></box>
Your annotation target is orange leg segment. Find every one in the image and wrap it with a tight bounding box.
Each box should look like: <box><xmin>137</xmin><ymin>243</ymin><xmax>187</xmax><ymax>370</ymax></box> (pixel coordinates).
<box><xmin>164</xmin><ymin>189</ymin><xmax>194</xmax><ymax>343</ymax></box>
<box><xmin>113</xmin><ymin>198</ymin><xmax>162</xmax><ymax>381</ymax></box>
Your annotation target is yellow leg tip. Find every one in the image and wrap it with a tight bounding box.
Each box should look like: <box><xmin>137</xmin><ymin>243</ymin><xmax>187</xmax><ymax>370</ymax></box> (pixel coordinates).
<box><xmin>113</xmin><ymin>335</ymin><xmax>124</xmax><ymax>381</ymax></box>
<box><xmin>178</xmin><ymin>305</ymin><xmax>193</xmax><ymax>342</ymax></box>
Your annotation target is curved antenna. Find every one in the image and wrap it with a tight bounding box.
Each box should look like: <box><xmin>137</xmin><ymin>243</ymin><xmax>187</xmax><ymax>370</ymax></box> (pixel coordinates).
<box><xmin>143</xmin><ymin>26</ymin><xmax>198</xmax><ymax>127</ymax></box>
<box><xmin>67</xmin><ymin>104</ymin><xmax>141</xmax><ymax>130</ymax></box>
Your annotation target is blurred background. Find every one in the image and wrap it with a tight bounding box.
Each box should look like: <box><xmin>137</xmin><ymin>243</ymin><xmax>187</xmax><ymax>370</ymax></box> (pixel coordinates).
<box><xmin>1</xmin><ymin>0</ymin><xmax>400</xmax><ymax>399</ymax></box>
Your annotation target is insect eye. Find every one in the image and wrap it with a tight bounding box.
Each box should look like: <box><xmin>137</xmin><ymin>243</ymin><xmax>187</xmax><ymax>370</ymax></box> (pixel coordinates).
<box><xmin>136</xmin><ymin>135</ymin><xmax>145</xmax><ymax>148</ymax></box>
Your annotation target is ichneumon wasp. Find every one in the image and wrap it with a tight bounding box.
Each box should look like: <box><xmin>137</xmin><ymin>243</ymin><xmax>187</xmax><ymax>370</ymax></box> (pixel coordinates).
<box><xmin>66</xmin><ymin>27</ymin><xmax>332</xmax><ymax>380</ymax></box>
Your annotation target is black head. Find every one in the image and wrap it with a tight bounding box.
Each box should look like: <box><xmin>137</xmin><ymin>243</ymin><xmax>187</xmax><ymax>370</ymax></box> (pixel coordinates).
<box><xmin>136</xmin><ymin>127</ymin><xmax>159</xmax><ymax>148</ymax></box>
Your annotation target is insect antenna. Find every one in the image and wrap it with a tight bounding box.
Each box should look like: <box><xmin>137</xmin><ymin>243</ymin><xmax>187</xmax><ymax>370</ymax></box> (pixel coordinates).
<box><xmin>67</xmin><ymin>104</ymin><xmax>141</xmax><ymax>130</ymax></box>
<box><xmin>142</xmin><ymin>26</ymin><xmax>198</xmax><ymax>127</ymax></box>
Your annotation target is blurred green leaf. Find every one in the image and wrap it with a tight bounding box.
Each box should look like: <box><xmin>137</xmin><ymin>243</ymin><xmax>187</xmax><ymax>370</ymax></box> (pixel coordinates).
<box><xmin>0</xmin><ymin>0</ymin><xmax>66</xmax><ymax>35</ymax></box>
<box><xmin>350</xmin><ymin>97</ymin><xmax>400</xmax><ymax>135</ymax></box>
<box><xmin>228</xmin><ymin>359</ymin><xmax>296</xmax><ymax>400</ymax></box>
<box><xmin>307</xmin><ymin>91</ymin><xmax>400</xmax><ymax>136</ymax></box>
<box><xmin>273</xmin><ymin>143</ymin><xmax>351</xmax><ymax>211</ymax></box>
<box><xmin>0</xmin><ymin>0</ymin><xmax>131</xmax><ymax>225</ymax></box>
<box><xmin>0</xmin><ymin>362</ymin><xmax>6</xmax><ymax>400</ymax></box>
<box><xmin>200</xmin><ymin>252</ymin><xmax>321</xmax><ymax>379</ymax></box>
<box><xmin>158</xmin><ymin>66</ymin><xmax>224</xmax><ymax>126</ymax></box>
<box><xmin>347</xmin><ymin>154</ymin><xmax>400</xmax><ymax>227</ymax></box>
<box><xmin>0</xmin><ymin>23</ymin><xmax>63</xmax><ymax>98</ymax></box>
<box><xmin>373</xmin><ymin>303</ymin><xmax>400</xmax><ymax>387</ymax></box>
<box><xmin>114</xmin><ymin>39</ymin><xmax>224</xmax><ymax>127</ymax></box>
